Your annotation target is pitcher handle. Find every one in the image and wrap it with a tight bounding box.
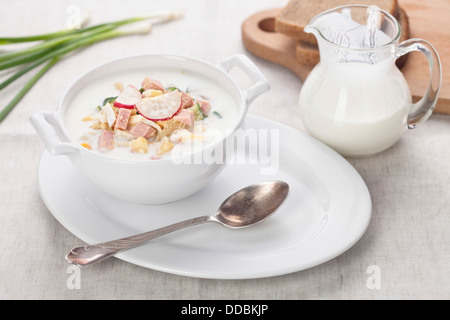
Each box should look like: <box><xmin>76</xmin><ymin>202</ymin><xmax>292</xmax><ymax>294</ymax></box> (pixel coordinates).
<box><xmin>396</xmin><ymin>39</ymin><xmax>442</xmax><ymax>129</ymax></box>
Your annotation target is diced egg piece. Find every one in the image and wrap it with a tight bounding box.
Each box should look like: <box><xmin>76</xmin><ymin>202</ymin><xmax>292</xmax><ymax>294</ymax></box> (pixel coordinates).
<box><xmin>142</xmin><ymin>89</ymin><xmax>163</xmax><ymax>98</ymax></box>
<box><xmin>157</xmin><ymin>137</ymin><xmax>174</xmax><ymax>156</ymax></box>
<box><xmin>114</xmin><ymin>129</ymin><xmax>135</xmax><ymax>141</ymax></box>
<box><xmin>169</xmin><ymin>129</ymin><xmax>192</xmax><ymax>143</ymax></box>
<box><xmin>114</xmin><ymin>82</ymin><xmax>123</xmax><ymax>91</ymax></box>
<box><xmin>81</xmin><ymin>143</ymin><xmax>92</xmax><ymax>150</ymax></box>
<box><xmin>130</xmin><ymin>137</ymin><xmax>149</xmax><ymax>153</ymax></box>
<box><xmin>102</xmin><ymin>103</ymin><xmax>116</xmax><ymax>128</ymax></box>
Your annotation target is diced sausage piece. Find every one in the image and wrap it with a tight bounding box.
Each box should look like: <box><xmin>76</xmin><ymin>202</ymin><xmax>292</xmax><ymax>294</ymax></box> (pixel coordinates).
<box><xmin>115</xmin><ymin>108</ymin><xmax>132</xmax><ymax>131</ymax></box>
<box><xmin>196</xmin><ymin>99</ymin><xmax>211</xmax><ymax>115</ymax></box>
<box><xmin>129</xmin><ymin>122</ymin><xmax>156</xmax><ymax>140</ymax></box>
<box><xmin>173</xmin><ymin>109</ymin><xmax>194</xmax><ymax>126</ymax></box>
<box><xmin>181</xmin><ymin>92</ymin><xmax>194</xmax><ymax>109</ymax></box>
<box><xmin>141</xmin><ymin>77</ymin><xmax>164</xmax><ymax>91</ymax></box>
<box><xmin>98</xmin><ymin>130</ymin><xmax>115</xmax><ymax>150</ymax></box>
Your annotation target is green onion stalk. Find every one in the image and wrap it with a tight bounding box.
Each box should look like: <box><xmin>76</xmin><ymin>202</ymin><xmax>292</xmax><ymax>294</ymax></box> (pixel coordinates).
<box><xmin>0</xmin><ymin>11</ymin><xmax>182</xmax><ymax>123</ymax></box>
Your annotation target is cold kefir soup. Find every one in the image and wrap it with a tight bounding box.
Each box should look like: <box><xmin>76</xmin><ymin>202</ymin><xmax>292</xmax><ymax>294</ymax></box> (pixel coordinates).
<box><xmin>65</xmin><ymin>68</ymin><xmax>239</xmax><ymax>161</ymax></box>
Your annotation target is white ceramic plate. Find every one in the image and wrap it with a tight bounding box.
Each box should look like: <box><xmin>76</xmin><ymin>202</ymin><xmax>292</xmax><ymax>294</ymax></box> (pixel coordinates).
<box><xmin>38</xmin><ymin>115</ymin><xmax>371</xmax><ymax>279</ymax></box>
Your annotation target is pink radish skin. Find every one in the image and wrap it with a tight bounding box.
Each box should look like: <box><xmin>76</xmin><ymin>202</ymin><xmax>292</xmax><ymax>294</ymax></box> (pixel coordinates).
<box><xmin>113</xmin><ymin>102</ymin><xmax>137</xmax><ymax>109</ymax></box>
<box><xmin>113</xmin><ymin>85</ymin><xmax>142</xmax><ymax>109</ymax></box>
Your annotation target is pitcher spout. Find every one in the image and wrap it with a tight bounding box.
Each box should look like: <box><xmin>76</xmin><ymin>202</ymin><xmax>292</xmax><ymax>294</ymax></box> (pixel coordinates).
<box><xmin>304</xmin><ymin>25</ymin><xmax>319</xmax><ymax>35</ymax></box>
<box><xmin>303</xmin><ymin>7</ymin><xmax>352</xmax><ymax>44</ymax></box>
<box><xmin>303</xmin><ymin>24</ymin><xmax>321</xmax><ymax>41</ymax></box>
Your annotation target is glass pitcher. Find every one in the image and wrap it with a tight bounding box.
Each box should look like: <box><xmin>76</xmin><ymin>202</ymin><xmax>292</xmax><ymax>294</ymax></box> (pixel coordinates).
<box><xmin>299</xmin><ymin>5</ymin><xmax>441</xmax><ymax>157</ymax></box>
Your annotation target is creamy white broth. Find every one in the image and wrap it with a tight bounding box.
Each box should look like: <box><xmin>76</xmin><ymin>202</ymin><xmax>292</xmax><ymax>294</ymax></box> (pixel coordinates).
<box><xmin>64</xmin><ymin>68</ymin><xmax>239</xmax><ymax>161</ymax></box>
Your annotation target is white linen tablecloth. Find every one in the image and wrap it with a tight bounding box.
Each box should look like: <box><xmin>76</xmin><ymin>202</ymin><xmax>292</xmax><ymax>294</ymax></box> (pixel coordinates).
<box><xmin>0</xmin><ymin>0</ymin><xmax>449</xmax><ymax>300</ymax></box>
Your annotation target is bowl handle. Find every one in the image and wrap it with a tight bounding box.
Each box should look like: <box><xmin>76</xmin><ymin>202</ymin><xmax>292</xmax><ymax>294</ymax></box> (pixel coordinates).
<box><xmin>219</xmin><ymin>54</ymin><xmax>270</xmax><ymax>105</ymax></box>
<box><xmin>30</xmin><ymin>111</ymin><xmax>79</xmax><ymax>155</ymax></box>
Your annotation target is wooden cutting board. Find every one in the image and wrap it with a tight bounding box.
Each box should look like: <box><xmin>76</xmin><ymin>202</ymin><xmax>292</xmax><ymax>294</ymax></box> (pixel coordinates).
<box><xmin>242</xmin><ymin>0</ymin><xmax>450</xmax><ymax>115</ymax></box>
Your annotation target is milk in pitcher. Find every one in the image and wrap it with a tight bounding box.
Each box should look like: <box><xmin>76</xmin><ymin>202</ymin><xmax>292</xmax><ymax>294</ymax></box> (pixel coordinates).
<box><xmin>299</xmin><ymin>59</ymin><xmax>411</xmax><ymax>157</ymax></box>
<box><xmin>299</xmin><ymin>7</ymin><xmax>413</xmax><ymax>157</ymax></box>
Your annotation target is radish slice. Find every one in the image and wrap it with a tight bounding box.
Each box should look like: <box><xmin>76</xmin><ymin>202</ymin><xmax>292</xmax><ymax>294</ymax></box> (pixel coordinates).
<box><xmin>135</xmin><ymin>90</ymin><xmax>182</xmax><ymax>121</ymax></box>
<box><xmin>113</xmin><ymin>85</ymin><xmax>142</xmax><ymax>109</ymax></box>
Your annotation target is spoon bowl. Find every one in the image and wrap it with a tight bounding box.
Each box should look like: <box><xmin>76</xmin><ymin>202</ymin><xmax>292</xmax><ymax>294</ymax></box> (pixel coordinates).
<box><xmin>66</xmin><ymin>180</ymin><xmax>289</xmax><ymax>266</ymax></box>
<box><xmin>216</xmin><ymin>180</ymin><xmax>290</xmax><ymax>228</ymax></box>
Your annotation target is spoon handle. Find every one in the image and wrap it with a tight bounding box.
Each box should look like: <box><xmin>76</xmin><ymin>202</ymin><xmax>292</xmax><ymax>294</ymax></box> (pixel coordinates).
<box><xmin>65</xmin><ymin>215</ymin><xmax>216</xmax><ymax>266</ymax></box>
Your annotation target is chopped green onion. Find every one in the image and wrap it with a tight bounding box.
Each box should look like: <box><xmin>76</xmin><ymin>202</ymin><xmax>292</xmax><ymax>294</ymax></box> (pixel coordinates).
<box><xmin>213</xmin><ymin>111</ymin><xmax>222</xmax><ymax>118</ymax></box>
<box><xmin>188</xmin><ymin>102</ymin><xmax>206</xmax><ymax>121</ymax></box>
<box><xmin>102</xmin><ymin>96</ymin><xmax>118</xmax><ymax>106</ymax></box>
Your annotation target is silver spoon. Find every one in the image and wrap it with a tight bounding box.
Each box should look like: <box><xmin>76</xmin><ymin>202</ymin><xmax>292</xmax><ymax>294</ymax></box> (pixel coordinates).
<box><xmin>65</xmin><ymin>180</ymin><xmax>289</xmax><ymax>266</ymax></box>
